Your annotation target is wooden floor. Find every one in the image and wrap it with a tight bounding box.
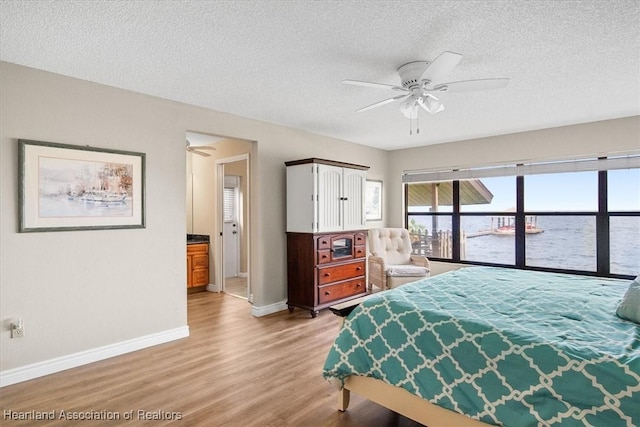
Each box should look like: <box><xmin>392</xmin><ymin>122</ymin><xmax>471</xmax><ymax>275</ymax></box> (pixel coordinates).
<box><xmin>0</xmin><ymin>291</ymin><xmax>424</xmax><ymax>426</ymax></box>
<box><xmin>224</xmin><ymin>276</ymin><xmax>248</xmax><ymax>299</ymax></box>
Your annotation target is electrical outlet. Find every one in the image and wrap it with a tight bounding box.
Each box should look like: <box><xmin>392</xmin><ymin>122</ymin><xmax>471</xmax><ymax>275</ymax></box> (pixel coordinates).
<box><xmin>11</xmin><ymin>319</ymin><xmax>25</xmax><ymax>338</ymax></box>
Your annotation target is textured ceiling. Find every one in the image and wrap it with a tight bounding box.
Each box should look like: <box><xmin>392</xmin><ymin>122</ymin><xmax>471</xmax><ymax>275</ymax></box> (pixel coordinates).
<box><xmin>1</xmin><ymin>1</ymin><xmax>638</xmax><ymax>150</ymax></box>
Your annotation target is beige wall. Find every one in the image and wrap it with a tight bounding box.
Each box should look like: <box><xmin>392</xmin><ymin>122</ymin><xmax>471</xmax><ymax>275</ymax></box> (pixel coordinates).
<box><xmin>387</xmin><ymin>116</ymin><xmax>640</xmax><ymax>227</ymax></box>
<box><xmin>0</xmin><ymin>61</ymin><xmax>388</xmax><ymax>378</ymax></box>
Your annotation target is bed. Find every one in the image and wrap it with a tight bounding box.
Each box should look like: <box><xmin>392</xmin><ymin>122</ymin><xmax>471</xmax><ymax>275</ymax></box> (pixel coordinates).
<box><xmin>322</xmin><ymin>266</ymin><xmax>640</xmax><ymax>426</ymax></box>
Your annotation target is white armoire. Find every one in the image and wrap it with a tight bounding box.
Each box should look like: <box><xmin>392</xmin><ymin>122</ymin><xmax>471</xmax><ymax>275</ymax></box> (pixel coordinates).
<box><xmin>284</xmin><ymin>158</ymin><xmax>369</xmax><ymax>317</ymax></box>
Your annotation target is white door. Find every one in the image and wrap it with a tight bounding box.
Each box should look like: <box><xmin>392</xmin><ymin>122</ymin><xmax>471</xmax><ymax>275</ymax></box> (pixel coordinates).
<box><xmin>223</xmin><ymin>178</ymin><xmax>240</xmax><ymax>278</ymax></box>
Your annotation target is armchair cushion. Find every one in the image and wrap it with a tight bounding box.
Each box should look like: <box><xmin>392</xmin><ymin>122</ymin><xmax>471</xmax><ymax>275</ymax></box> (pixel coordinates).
<box><xmin>386</xmin><ymin>265</ymin><xmax>430</xmax><ymax>277</ymax></box>
<box><xmin>368</xmin><ymin>228</ymin><xmax>413</xmax><ymax>265</ymax></box>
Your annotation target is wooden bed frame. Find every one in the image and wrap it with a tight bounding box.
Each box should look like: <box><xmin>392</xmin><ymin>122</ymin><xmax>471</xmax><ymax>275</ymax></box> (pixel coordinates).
<box><xmin>337</xmin><ymin>375</ymin><xmax>491</xmax><ymax>427</ymax></box>
<box><xmin>330</xmin><ymin>298</ymin><xmax>493</xmax><ymax>427</ymax></box>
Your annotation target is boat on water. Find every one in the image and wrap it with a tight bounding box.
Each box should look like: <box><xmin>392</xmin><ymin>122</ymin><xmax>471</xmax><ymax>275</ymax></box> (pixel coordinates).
<box><xmin>491</xmin><ymin>215</ymin><xmax>543</xmax><ymax>235</ymax></box>
<box><xmin>70</xmin><ymin>190</ymin><xmax>127</xmax><ymax>205</ymax></box>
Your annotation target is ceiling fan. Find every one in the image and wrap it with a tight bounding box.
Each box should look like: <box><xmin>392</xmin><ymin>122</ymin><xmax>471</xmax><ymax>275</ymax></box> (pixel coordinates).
<box><xmin>186</xmin><ymin>139</ymin><xmax>216</xmax><ymax>157</ymax></box>
<box><xmin>343</xmin><ymin>51</ymin><xmax>509</xmax><ymax>133</ymax></box>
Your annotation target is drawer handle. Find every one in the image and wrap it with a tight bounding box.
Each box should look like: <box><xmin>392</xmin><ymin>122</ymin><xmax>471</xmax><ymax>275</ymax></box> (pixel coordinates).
<box><xmin>324</xmin><ymin>291</ymin><xmax>331</xmax><ymax>295</ymax></box>
<box><xmin>321</xmin><ymin>240</ymin><xmax>328</xmax><ymax>245</ymax></box>
<box><xmin>356</xmin><ymin>267</ymin><xmax>362</xmax><ymax>271</ymax></box>
<box><xmin>357</xmin><ymin>283</ymin><xmax>362</xmax><ymax>287</ymax></box>
<box><xmin>324</xmin><ymin>273</ymin><xmax>331</xmax><ymax>277</ymax></box>
<box><xmin>322</xmin><ymin>255</ymin><xmax>328</xmax><ymax>259</ymax></box>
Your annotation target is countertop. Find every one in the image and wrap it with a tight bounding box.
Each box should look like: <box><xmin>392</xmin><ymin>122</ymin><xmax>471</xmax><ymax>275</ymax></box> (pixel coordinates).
<box><xmin>187</xmin><ymin>234</ymin><xmax>210</xmax><ymax>244</ymax></box>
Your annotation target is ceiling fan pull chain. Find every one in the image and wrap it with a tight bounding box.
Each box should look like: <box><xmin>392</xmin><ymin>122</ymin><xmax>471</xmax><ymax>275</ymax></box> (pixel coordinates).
<box><xmin>417</xmin><ymin>114</ymin><xmax>420</xmax><ymax>134</ymax></box>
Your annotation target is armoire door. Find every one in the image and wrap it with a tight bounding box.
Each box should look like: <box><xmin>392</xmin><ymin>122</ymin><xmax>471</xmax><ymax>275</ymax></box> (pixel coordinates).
<box><xmin>316</xmin><ymin>164</ymin><xmax>343</xmax><ymax>232</ymax></box>
<box><xmin>342</xmin><ymin>168</ymin><xmax>367</xmax><ymax>230</ymax></box>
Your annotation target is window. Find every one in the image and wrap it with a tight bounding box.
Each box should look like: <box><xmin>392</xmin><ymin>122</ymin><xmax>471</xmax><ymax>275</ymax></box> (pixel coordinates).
<box><xmin>223</xmin><ymin>187</ymin><xmax>238</xmax><ymax>222</ymax></box>
<box><xmin>610</xmin><ymin>216</ymin><xmax>640</xmax><ymax>275</ymax></box>
<box><xmin>459</xmin><ymin>176</ymin><xmax>516</xmax><ymax>264</ymax></box>
<box><xmin>405</xmin><ymin>157</ymin><xmax>639</xmax><ymax>279</ymax></box>
<box><xmin>525</xmin><ymin>171</ymin><xmax>598</xmax><ymax>211</ymax></box>
<box><xmin>461</xmin><ymin>215</ymin><xmax>515</xmax><ymax>264</ymax></box>
<box><xmin>609</xmin><ymin>169</ymin><xmax>640</xmax><ymax>211</ymax></box>
<box><xmin>523</xmin><ymin>172</ymin><xmax>598</xmax><ymax>271</ymax></box>
<box><xmin>525</xmin><ymin>215</ymin><xmax>596</xmax><ymax>271</ymax></box>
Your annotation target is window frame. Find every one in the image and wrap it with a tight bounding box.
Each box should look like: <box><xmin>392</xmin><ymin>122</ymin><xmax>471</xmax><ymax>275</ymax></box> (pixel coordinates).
<box><xmin>405</xmin><ymin>169</ymin><xmax>638</xmax><ymax>279</ymax></box>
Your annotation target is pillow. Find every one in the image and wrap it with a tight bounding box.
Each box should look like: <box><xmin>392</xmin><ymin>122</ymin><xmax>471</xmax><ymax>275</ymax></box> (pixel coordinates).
<box><xmin>386</xmin><ymin>265</ymin><xmax>429</xmax><ymax>277</ymax></box>
<box><xmin>616</xmin><ymin>276</ymin><xmax>640</xmax><ymax>324</ymax></box>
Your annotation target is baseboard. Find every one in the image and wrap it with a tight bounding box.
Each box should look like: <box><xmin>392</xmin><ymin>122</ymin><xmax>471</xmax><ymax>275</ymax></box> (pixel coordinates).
<box><xmin>238</xmin><ymin>272</ymin><xmax>248</xmax><ymax>278</ymax></box>
<box><xmin>251</xmin><ymin>300</ymin><xmax>288</xmax><ymax>317</ymax></box>
<box><xmin>206</xmin><ymin>282</ymin><xmax>220</xmax><ymax>292</ymax></box>
<box><xmin>0</xmin><ymin>326</ymin><xmax>189</xmax><ymax>387</ymax></box>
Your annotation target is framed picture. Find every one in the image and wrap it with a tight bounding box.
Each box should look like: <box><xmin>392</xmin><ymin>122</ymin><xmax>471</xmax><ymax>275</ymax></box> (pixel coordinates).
<box><xmin>365</xmin><ymin>179</ymin><xmax>383</xmax><ymax>221</ymax></box>
<box><xmin>19</xmin><ymin>139</ymin><xmax>145</xmax><ymax>232</ymax></box>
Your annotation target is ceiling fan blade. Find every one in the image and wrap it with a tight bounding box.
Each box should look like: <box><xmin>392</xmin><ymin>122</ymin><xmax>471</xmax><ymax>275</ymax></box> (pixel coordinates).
<box><xmin>190</xmin><ymin>149</ymin><xmax>211</xmax><ymax>157</ymax></box>
<box><xmin>342</xmin><ymin>79</ymin><xmax>407</xmax><ymax>92</ymax></box>
<box><xmin>355</xmin><ymin>94</ymin><xmax>409</xmax><ymax>113</ymax></box>
<box><xmin>194</xmin><ymin>146</ymin><xmax>216</xmax><ymax>151</ymax></box>
<box><xmin>420</xmin><ymin>51</ymin><xmax>462</xmax><ymax>83</ymax></box>
<box><xmin>431</xmin><ymin>78</ymin><xmax>510</xmax><ymax>93</ymax></box>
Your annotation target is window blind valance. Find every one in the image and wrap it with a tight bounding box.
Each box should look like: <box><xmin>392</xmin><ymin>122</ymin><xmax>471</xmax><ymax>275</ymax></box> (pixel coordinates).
<box><xmin>402</xmin><ymin>156</ymin><xmax>640</xmax><ymax>183</ymax></box>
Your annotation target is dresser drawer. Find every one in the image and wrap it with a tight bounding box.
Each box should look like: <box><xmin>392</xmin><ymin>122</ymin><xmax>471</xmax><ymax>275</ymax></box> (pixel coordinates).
<box><xmin>318</xmin><ymin>260</ymin><xmax>365</xmax><ymax>285</ymax></box>
<box><xmin>354</xmin><ymin>233</ymin><xmax>366</xmax><ymax>246</ymax></box>
<box><xmin>192</xmin><ymin>269</ymin><xmax>209</xmax><ymax>286</ymax></box>
<box><xmin>317</xmin><ymin>236</ymin><xmax>332</xmax><ymax>250</ymax></box>
<box><xmin>354</xmin><ymin>245</ymin><xmax>366</xmax><ymax>259</ymax></box>
<box><xmin>317</xmin><ymin>249</ymin><xmax>332</xmax><ymax>264</ymax></box>
<box><xmin>187</xmin><ymin>243</ymin><xmax>209</xmax><ymax>254</ymax></box>
<box><xmin>192</xmin><ymin>254</ymin><xmax>209</xmax><ymax>268</ymax></box>
<box><xmin>318</xmin><ymin>277</ymin><xmax>366</xmax><ymax>304</ymax></box>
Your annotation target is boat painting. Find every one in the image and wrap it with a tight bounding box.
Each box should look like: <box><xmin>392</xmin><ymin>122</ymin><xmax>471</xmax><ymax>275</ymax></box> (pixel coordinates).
<box><xmin>38</xmin><ymin>156</ymin><xmax>133</xmax><ymax>218</ymax></box>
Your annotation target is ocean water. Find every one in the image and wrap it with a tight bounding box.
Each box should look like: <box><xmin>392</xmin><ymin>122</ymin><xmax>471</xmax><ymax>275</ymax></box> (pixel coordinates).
<box><xmin>410</xmin><ymin>215</ymin><xmax>639</xmax><ymax>276</ymax></box>
<box><xmin>39</xmin><ymin>196</ymin><xmax>133</xmax><ymax>218</ymax></box>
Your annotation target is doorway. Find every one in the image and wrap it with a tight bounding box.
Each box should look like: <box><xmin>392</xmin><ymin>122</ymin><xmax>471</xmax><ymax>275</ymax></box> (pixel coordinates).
<box><xmin>223</xmin><ymin>175</ymin><xmax>243</xmax><ymax>297</ymax></box>
<box><xmin>186</xmin><ymin>132</ymin><xmax>252</xmax><ymax>302</ymax></box>
<box><xmin>217</xmin><ymin>155</ymin><xmax>250</xmax><ymax>301</ymax></box>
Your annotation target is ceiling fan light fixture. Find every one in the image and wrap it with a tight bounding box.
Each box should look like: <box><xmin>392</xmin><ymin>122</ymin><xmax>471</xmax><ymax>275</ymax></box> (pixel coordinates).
<box><xmin>400</xmin><ymin>97</ymin><xmax>419</xmax><ymax>119</ymax></box>
<box><xmin>418</xmin><ymin>94</ymin><xmax>445</xmax><ymax>115</ymax></box>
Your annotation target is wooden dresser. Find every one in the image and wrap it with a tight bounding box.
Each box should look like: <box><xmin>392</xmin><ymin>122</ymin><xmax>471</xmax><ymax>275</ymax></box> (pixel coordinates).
<box><xmin>187</xmin><ymin>243</ymin><xmax>209</xmax><ymax>288</ymax></box>
<box><xmin>287</xmin><ymin>231</ymin><xmax>367</xmax><ymax>317</ymax></box>
<box><xmin>285</xmin><ymin>158</ymin><xmax>370</xmax><ymax>317</ymax></box>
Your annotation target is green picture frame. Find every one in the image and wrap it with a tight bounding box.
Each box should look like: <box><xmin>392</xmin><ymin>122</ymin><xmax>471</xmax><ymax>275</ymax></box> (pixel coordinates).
<box><xmin>19</xmin><ymin>139</ymin><xmax>146</xmax><ymax>232</ymax></box>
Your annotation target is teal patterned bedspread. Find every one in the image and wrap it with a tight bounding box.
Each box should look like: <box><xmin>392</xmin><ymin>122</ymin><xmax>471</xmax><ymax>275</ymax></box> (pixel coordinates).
<box><xmin>322</xmin><ymin>267</ymin><xmax>640</xmax><ymax>426</ymax></box>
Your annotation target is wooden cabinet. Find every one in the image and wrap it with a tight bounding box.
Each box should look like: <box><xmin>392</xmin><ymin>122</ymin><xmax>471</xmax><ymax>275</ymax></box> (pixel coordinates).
<box><xmin>285</xmin><ymin>158</ymin><xmax>370</xmax><ymax>317</ymax></box>
<box><xmin>187</xmin><ymin>243</ymin><xmax>209</xmax><ymax>287</ymax></box>
<box><xmin>285</xmin><ymin>158</ymin><xmax>369</xmax><ymax>233</ymax></box>
<box><xmin>287</xmin><ymin>231</ymin><xmax>367</xmax><ymax>317</ymax></box>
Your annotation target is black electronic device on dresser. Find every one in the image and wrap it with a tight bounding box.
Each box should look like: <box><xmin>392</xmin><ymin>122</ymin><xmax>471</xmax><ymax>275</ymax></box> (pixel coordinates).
<box><xmin>285</xmin><ymin>158</ymin><xmax>370</xmax><ymax>317</ymax></box>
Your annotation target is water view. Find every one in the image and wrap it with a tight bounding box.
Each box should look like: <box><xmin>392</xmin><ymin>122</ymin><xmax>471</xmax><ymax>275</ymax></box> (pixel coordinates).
<box><xmin>407</xmin><ymin>169</ymin><xmax>640</xmax><ymax>277</ymax></box>
<box><xmin>409</xmin><ymin>215</ymin><xmax>639</xmax><ymax>276</ymax></box>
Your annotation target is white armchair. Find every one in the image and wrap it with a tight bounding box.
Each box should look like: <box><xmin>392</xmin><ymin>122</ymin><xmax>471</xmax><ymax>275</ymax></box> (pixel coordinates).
<box><xmin>368</xmin><ymin>228</ymin><xmax>430</xmax><ymax>291</ymax></box>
